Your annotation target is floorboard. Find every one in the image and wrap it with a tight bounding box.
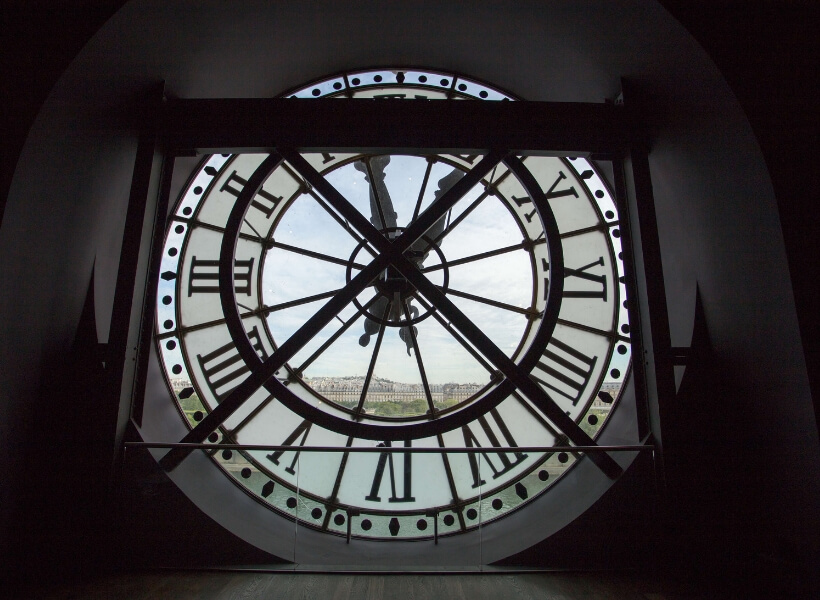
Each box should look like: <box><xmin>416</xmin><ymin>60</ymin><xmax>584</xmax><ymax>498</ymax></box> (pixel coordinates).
<box><xmin>4</xmin><ymin>570</ymin><xmax>729</xmax><ymax>600</ymax></box>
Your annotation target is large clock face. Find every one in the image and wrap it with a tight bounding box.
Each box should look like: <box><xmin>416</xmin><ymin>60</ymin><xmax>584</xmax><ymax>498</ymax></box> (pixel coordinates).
<box><xmin>152</xmin><ymin>69</ymin><xmax>631</xmax><ymax>543</ymax></box>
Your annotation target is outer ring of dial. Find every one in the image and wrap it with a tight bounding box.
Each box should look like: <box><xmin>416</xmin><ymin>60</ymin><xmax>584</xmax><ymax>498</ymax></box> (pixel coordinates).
<box><xmin>216</xmin><ymin>152</ymin><xmax>565</xmax><ymax>441</ymax></box>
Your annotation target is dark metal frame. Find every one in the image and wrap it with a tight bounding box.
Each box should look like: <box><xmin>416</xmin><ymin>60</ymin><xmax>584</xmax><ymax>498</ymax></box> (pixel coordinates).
<box><xmin>115</xmin><ymin>93</ymin><xmax>670</xmax><ymax>517</ymax></box>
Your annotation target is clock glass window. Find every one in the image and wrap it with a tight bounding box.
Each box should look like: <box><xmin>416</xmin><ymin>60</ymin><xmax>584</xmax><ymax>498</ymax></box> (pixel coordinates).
<box><xmin>149</xmin><ymin>69</ymin><xmax>632</xmax><ymax>549</ymax></box>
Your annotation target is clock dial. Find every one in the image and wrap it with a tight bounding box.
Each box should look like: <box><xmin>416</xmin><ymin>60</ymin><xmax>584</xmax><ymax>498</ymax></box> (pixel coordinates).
<box><xmin>153</xmin><ymin>69</ymin><xmax>632</xmax><ymax>542</ymax></box>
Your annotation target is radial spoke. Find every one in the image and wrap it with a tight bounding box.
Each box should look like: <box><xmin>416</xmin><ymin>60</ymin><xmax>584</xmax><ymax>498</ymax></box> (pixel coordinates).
<box><xmin>422</xmin><ymin>238</ymin><xmax>545</xmax><ymax>273</ymax></box>
<box><xmin>424</xmin><ymin>189</ymin><xmax>490</xmax><ymax>249</ymax></box>
<box><xmin>295</xmin><ymin>293</ymin><xmax>382</xmax><ymax>374</ymax></box>
<box><xmin>284</xmin><ymin>150</ymin><xmax>393</xmax><ymax>256</ymax></box>
<box><xmin>413</xmin><ymin>295</ymin><xmax>497</xmax><ymax>375</ymax></box>
<box><xmin>260</xmin><ymin>288</ymin><xmax>344</xmax><ymax>316</ymax></box>
<box><xmin>411</xmin><ymin>158</ymin><xmax>434</xmax><ymax>222</ymax></box>
<box><xmin>557</xmin><ymin>317</ymin><xmax>631</xmax><ymax>343</ymax></box>
<box><xmin>174</xmin><ymin>216</ymin><xmax>269</xmax><ymax>247</ymax></box>
<box><xmin>355</xmin><ymin>300</ymin><xmax>392</xmax><ymax>417</ymax></box>
<box><xmin>221</xmin><ymin>393</ymin><xmax>277</xmax><ymax>440</ymax></box>
<box><xmin>321</xmin><ymin>435</ymin><xmax>354</xmax><ymax>530</ymax></box>
<box><xmin>306</xmin><ymin>188</ymin><xmax>378</xmax><ymax>257</ymax></box>
<box><xmin>560</xmin><ymin>221</ymin><xmax>620</xmax><ymax>239</ymax></box>
<box><xmin>157</xmin><ymin>289</ymin><xmax>346</xmax><ymax>341</ymax></box>
<box><xmin>414</xmin><ymin>166</ymin><xmax>515</xmax><ymax>256</ymax></box>
<box><xmin>440</xmin><ymin>286</ymin><xmax>539</xmax><ymax>318</ymax></box>
<box><xmin>401</xmin><ymin>299</ymin><xmax>435</xmax><ymax>416</ymax></box>
<box><xmin>269</xmin><ymin>240</ymin><xmax>367</xmax><ymax>270</ymax></box>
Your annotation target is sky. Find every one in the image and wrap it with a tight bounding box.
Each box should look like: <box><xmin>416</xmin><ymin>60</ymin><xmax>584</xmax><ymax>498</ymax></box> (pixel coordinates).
<box><xmin>261</xmin><ymin>155</ymin><xmax>535</xmax><ymax>386</ymax></box>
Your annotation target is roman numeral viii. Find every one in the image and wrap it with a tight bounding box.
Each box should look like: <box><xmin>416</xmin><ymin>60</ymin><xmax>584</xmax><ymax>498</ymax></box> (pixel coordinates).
<box><xmin>462</xmin><ymin>408</ymin><xmax>528</xmax><ymax>488</ymax></box>
<box><xmin>531</xmin><ymin>337</ymin><xmax>598</xmax><ymax>406</ymax></box>
<box><xmin>195</xmin><ymin>325</ymin><xmax>268</xmax><ymax>400</ymax></box>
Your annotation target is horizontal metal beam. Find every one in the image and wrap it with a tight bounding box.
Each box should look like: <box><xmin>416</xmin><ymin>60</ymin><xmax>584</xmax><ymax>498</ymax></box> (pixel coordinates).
<box><xmin>126</xmin><ymin>442</ymin><xmax>652</xmax><ymax>453</ymax></box>
<box><xmin>161</xmin><ymin>98</ymin><xmax>632</xmax><ymax>155</ymax></box>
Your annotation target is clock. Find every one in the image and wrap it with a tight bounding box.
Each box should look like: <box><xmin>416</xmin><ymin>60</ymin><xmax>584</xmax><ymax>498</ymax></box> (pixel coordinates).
<box><xmin>148</xmin><ymin>69</ymin><xmax>633</xmax><ymax>555</ymax></box>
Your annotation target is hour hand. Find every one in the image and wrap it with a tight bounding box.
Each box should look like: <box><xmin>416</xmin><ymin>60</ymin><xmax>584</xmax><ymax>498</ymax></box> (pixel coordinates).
<box><xmin>354</xmin><ymin>156</ymin><xmax>397</xmax><ymax>232</ymax></box>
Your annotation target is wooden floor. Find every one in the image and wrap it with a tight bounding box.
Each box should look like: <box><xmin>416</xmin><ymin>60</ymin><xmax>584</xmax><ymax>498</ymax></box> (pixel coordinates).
<box><xmin>6</xmin><ymin>570</ymin><xmax>726</xmax><ymax>600</ymax></box>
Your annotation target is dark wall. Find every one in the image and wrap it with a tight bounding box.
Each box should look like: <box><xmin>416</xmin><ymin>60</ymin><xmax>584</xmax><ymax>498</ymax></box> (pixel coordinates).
<box><xmin>0</xmin><ymin>0</ymin><xmax>817</xmax><ymax>593</ymax></box>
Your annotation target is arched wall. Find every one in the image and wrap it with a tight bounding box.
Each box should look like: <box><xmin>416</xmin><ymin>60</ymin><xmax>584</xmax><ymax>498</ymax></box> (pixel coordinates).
<box><xmin>1</xmin><ymin>0</ymin><xmax>817</xmax><ymax>574</ymax></box>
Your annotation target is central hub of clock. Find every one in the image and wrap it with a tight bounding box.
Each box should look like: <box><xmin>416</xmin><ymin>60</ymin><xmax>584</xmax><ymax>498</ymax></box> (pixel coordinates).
<box><xmin>374</xmin><ymin>265</ymin><xmax>414</xmax><ymax>296</ymax></box>
<box><xmin>345</xmin><ymin>227</ymin><xmax>450</xmax><ymax>330</ymax></box>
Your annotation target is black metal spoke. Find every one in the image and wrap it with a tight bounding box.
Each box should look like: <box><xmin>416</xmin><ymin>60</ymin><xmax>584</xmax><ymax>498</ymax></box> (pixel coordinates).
<box><xmin>413</xmin><ymin>294</ymin><xmax>497</xmax><ymax>376</ymax></box>
<box><xmin>560</xmin><ymin>221</ymin><xmax>620</xmax><ymax>240</ymax></box>
<box><xmin>354</xmin><ymin>300</ymin><xmax>391</xmax><ymax>417</ymax></box>
<box><xmin>306</xmin><ymin>187</ymin><xmax>377</xmax><ymax>257</ymax></box>
<box><xmin>321</xmin><ymin>435</ymin><xmax>354</xmax><ymax>531</ymax></box>
<box><xmin>424</xmin><ymin>189</ymin><xmax>490</xmax><ymax>248</ymax></box>
<box><xmin>422</xmin><ymin>238</ymin><xmax>545</xmax><ymax>273</ymax></box>
<box><xmin>402</xmin><ymin>299</ymin><xmax>436</xmax><ymax>416</ymax></box>
<box><xmin>411</xmin><ymin>158</ymin><xmax>434</xmax><ymax>222</ymax></box>
<box><xmin>174</xmin><ymin>216</ymin><xmax>269</xmax><ymax>247</ymax></box>
<box><xmin>242</xmin><ymin>217</ymin><xmax>265</xmax><ymax>241</ymax></box>
<box><xmin>413</xmin><ymin>166</ymin><xmax>514</xmax><ymax>257</ymax></box>
<box><xmin>268</xmin><ymin>239</ymin><xmax>367</xmax><ymax>270</ymax></box>
<box><xmin>436</xmin><ymin>433</ymin><xmax>466</xmax><ymax>531</ymax></box>
<box><xmin>157</xmin><ymin>289</ymin><xmax>346</xmax><ymax>341</ymax></box>
<box><xmin>440</xmin><ymin>286</ymin><xmax>539</xmax><ymax>318</ymax></box>
<box><xmin>221</xmin><ymin>393</ymin><xmax>277</xmax><ymax>440</ymax></box>
<box><xmin>284</xmin><ymin>150</ymin><xmax>393</xmax><ymax>256</ymax></box>
<box><xmin>557</xmin><ymin>317</ymin><xmax>631</xmax><ymax>344</ymax></box>
<box><xmin>295</xmin><ymin>293</ymin><xmax>382</xmax><ymax>374</ymax></box>
<box><xmin>510</xmin><ymin>390</ymin><xmax>561</xmax><ymax>439</ymax></box>
<box><xmin>260</xmin><ymin>288</ymin><xmax>344</xmax><ymax>316</ymax></box>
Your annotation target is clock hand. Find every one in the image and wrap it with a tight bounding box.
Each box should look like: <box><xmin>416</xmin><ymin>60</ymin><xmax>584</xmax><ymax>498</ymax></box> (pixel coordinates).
<box><xmin>354</xmin><ymin>156</ymin><xmax>397</xmax><ymax>231</ymax></box>
<box><xmin>359</xmin><ymin>295</ymin><xmax>389</xmax><ymax>347</ymax></box>
<box><xmin>409</xmin><ymin>167</ymin><xmax>464</xmax><ymax>262</ymax></box>
<box><xmin>398</xmin><ymin>167</ymin><xmax>465</xmax><ymax>353</ymax></box>
<box><xmin>398</xmin><ymin>304</ymin><xmax>419</xmax><ymax>355</ymax></box>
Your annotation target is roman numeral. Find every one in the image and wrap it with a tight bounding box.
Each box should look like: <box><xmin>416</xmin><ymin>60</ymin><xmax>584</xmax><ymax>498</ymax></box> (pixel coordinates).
<box><xmin>187</xmin><ymin>256</ymin><xmax>254</xmax><ymax>296</ymax></box>
<box><xmin>462</xmin><ymin>408</ymin><xmax>528</xmax><ymax>488</ymax></box>
<box><xmin>542</xmin><ymin>256</ymin><xmax>608</xmax><ymax>301</ymax></box>
<box><xmin>220</xmin><ymin>170</ymin><xmax>283</xmax><ymax>218</ymax></box>
<box><xmin>511</xmin><ymin>171</ymin><xmax>579</xmax><ymax>223</ymax></box>
<box><xmin>195</xmin><ymin>325</ymin><xmax>268</xmax><ymax>400</ymax></box>
<box><xmin>267</xmin><ymin>419</ymin><xmax>312</xmax><ymax>475</ymax></box>
<box><xmin>532</xmin><ymin>337</ymin><xmax>598</xmax><ymax>406</ymax></box>
<box><xmin>365</xmin><ymin>440</ymin><xmax>415</xmax><ymax>503</ymax></box>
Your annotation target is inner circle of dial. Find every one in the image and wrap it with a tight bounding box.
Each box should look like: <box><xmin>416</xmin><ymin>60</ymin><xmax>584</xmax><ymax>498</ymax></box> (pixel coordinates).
<box><xmin>218</xmin><ymin>153</ymin><xmax>565</xmax><ymax>440</ymax></box>
<box><xmin>345</xmin><ymin>228</ymin><xmax>449</xmax><ymax>329</ymax></box>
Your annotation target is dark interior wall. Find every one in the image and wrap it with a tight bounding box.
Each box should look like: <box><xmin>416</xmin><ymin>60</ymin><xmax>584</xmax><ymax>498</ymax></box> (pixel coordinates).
<box><xmin>0</xmin><ymin>0</ymin><xmax>817</xmax><ymax>589</ymax></box>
